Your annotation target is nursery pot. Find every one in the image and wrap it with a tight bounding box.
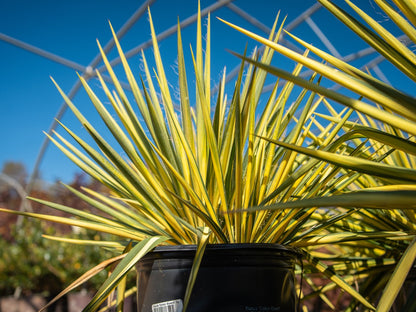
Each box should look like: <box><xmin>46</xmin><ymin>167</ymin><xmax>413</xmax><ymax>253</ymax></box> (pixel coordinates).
<box><xmin>136</xmin><ymin>243</ymin><xmax>300</xmax><ymax>312</ymax></box>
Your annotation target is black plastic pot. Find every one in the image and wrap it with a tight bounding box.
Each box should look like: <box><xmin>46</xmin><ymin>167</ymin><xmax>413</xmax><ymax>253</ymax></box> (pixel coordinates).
<box><xmin>136</xmin><ymin>243</ymin><xmax>300</xmax><ymax>312</ymax></box>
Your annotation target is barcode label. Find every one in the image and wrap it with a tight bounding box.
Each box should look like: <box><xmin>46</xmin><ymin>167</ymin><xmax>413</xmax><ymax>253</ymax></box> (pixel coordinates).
<box><xmin>152</xmin><ymin>299</ymin><xmax>183</xmax><ymax>312</ymax></box>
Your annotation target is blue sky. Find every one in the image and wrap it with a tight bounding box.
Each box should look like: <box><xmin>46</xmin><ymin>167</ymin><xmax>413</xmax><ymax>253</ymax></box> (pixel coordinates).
<box><xmin>0</xmin><ymin>0</ymin><xmax>399</xmax><ymax>184</ymax></box>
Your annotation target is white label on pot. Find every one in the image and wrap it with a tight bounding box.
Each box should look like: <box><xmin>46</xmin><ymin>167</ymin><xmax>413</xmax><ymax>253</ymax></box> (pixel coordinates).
<box><xmin>152</xmin><ymin>299</ymin><xmax>183</xmax><ymax>312</ymax></box>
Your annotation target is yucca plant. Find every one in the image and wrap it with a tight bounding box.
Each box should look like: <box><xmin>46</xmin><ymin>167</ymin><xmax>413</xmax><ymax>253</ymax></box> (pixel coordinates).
<box><xmin>1</xmin><ymin>2</ymin><xmax>412</xmax><ymax>311</ymax></box>
<box><xmin>219</xmin><ymin>0</ymin><xmax>416</xmax><ymax>310</ymax></box>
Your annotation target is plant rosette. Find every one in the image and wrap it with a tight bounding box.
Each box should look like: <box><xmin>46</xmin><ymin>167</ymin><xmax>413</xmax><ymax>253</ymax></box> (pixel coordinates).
<box><xmin>2</xmin><ymin>2</ymin><xmax>415</xmax><ymax>311</ymax></box>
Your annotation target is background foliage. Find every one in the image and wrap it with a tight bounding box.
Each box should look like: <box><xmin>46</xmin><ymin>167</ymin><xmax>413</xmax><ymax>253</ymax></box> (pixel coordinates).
<box><xmin>0</xmin><ymin>162</ymin><xmax>114</xmax><ymax>297</ymax></box>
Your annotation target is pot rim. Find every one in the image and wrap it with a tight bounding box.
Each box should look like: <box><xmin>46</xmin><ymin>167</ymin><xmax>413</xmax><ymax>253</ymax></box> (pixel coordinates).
<box><xmin>147</xmin><ymin>243</ymin><xmax>302</xmax><ymax>258</ymax></box>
